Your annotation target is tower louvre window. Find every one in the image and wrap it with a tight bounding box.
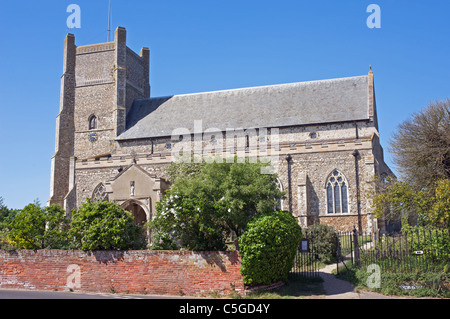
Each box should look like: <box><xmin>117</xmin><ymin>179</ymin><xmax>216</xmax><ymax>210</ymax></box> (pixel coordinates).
<box><xmin>89</xmin><ymin>115</ymin><xmax>98</xmax><ymax>130</ymax></box>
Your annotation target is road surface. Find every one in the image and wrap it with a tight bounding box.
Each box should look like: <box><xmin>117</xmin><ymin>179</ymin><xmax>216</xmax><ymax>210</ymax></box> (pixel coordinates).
<box><xmin>0</xmin><ymin>289</ymin><xmax>181</xmax><ymax>299</ymax></box>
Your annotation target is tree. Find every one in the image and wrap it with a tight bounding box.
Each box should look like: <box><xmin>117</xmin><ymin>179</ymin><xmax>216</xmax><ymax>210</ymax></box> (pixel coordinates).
<box><xmin>165</xmin><ymin>159</ymin><xmax>204</xmax><ymax>184</ymax></box>
<box><xmin>0</xmin><ymin>197</ymin><xmax>17</xmax><ymax>230</ymax></box>
<box><xmin>373</xmin><ymin>178</ymin><xmax>450</xmax><ymax>229</ymax></box>
<box><xmin>0</xmin><ymin>197</ymin><xmax>18</xmax><ymax>249</ymax></box>
<box><xmin>373</xmin><ymin>99</ymin><xmax>450</xmax><ymax>228</ymax></box>
<box><xmin>8</xmin><ymin>203</ymin><xmax>70</xmax><ymax>250</ymax></box>
<box><xmin>69</xmin><ymin>199</ymin><xmax>145</xmax><ymax>250</ymax></box>
<box><xmin>373</xmin><ymin>179</ymin><xmax>425</xmax><ymax>224</ymax></box>
<box><xmin>429</xmin><ymin>179</ymin><xmax>450</xmax><ymax>229</ymax></box>
<box><xmin>152</xmin><ymin>192</ymin><xmax>227</xmax><ymax>251</ymax></box>
<box><xmin>389</xmin><ymin>99</ymin><xmax>450</xmax><ymax>188</ymax></box>
<box><xmin>150</xmin><ymin>159</ymin><xmax>285</xmax><ymax>251</ymax></box>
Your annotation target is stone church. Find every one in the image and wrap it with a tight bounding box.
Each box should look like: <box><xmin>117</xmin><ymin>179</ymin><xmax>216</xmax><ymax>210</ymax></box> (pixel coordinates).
<box><xmin>48</xmin><ymin>27</ymin><xmax>393</xmax><ymax>233</ymax></box>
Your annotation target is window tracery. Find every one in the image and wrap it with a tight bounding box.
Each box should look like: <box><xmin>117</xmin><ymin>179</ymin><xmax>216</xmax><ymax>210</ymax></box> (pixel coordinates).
<box><xmin>326</xmin><ymin>170</ymin><xmax>348</xmax><ymax>214</ymax></box>
<box><xmin>93</xmin><ymin>183</ymin><xmax>108</xmax><ymax>201</ymax></box>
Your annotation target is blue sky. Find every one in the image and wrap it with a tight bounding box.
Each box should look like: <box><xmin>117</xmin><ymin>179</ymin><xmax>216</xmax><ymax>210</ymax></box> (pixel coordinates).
<box><xmin>0</xmin><ymin>0</ymin><xmax>448</xmax><ymax>209</ymax></box>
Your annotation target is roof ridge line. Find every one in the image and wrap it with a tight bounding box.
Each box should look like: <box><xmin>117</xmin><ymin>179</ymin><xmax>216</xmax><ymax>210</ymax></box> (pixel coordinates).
<box><xmin>148</xmin><ymin>75</ymin><xmax>368</xmax><ymax>99</ymax></box>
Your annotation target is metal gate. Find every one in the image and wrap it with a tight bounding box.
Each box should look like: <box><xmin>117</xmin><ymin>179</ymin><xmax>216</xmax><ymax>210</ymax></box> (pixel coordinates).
<box><xmin>289</xmin><ymin>238</ymin><xmax>320</xmax><ymax>278</ymax></box>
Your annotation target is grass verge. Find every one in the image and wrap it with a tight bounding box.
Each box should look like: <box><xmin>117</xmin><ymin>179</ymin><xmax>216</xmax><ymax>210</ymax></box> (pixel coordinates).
<box><xmin>334</xmin><ymin>263</ymin><xmax>450</xmax><ymax>298</ymax></box>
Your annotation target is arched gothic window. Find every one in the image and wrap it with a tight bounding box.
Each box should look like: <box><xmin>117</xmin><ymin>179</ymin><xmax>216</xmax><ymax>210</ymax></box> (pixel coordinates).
<box><xmin>89</xmin><ymin>115</ymin><xmax>98</xmax><ymax>130</ymax></box>
<box><xmin>326</xmin><ymin>170</ymin><xmax>348</xmax><ymax>214</ymax></box>
<box><xmin>92</xmin><ymin>183</ymin><xmax>108</xmax><ymax>201</ymax></box>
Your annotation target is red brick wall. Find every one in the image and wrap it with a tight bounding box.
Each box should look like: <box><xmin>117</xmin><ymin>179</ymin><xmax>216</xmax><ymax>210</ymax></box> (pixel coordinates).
<box><xmin>0</xmin><ymin>250</ymin><xmax>244</xmax><ymax>296</ymax></box>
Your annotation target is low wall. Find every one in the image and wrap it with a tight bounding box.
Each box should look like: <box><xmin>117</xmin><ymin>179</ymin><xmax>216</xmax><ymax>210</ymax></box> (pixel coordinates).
<box><xmin>0</xmin><ymin>250</ymin><xmax>244</xmax><ymax>296</ymax></box>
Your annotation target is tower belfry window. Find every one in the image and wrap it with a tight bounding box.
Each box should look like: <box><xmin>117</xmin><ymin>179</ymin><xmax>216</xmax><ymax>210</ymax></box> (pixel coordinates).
<box><xmin>89</xmin><ymin>115</ymin><xmax>98</xmax><ymax>130</ymax></box>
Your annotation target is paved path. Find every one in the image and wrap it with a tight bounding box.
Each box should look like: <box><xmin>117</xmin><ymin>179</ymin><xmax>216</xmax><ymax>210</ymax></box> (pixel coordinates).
<box><xmin>318</xmin><ymin>263</ymin><xmax>404</xmax><ymax>299</ymax></box>
<box><xmin>319</xmin><ymin>263</ymin><xmax>360</xmax><ymax>299</ymax></box>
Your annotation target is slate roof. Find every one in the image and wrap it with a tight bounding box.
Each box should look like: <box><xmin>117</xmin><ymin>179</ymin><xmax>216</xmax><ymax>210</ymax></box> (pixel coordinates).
<box><xmin>117</xmin><ymin>75</ymin><xmax>370</xmax><ymax>140</ymax></box>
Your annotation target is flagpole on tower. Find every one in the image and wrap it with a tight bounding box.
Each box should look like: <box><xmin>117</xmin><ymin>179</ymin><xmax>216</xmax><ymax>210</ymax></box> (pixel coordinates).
<box><xmin>107</xmin><ymin>0</ymin><xmax>112</xmax><ymax>42</ymax></box>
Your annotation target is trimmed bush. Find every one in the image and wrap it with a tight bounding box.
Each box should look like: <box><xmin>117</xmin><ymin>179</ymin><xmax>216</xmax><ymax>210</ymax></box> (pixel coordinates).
<box><xmin>304</xmin><ymin>223</ymin><xmax>339</xmax><ymax>264</ymax></box>
<box><xmin>238</xmin><ymin>211</ymin><xmax>302</xmax><ymax>286</ymax></box>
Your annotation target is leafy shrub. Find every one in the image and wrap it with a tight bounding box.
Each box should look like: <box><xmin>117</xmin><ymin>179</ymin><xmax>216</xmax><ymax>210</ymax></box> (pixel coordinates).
<box><xmin>238</xmin><ymin>211</ymin><xmax>302</xmax><ymax>286</ymax></box>
<box><xmin>69</xmin><ymin>199</ymin><xmax>145</xmax><ymax>250</ymax></box>
<box><xmin>8</xmin><ymin>203</ymin><xmax>70</xmax><ymax>249</ymax></box>
<box><xmin>150</xmin><ymin>231</ymin><xmax>179</xmax><ymax>250</ymax></box>
<box><xmin>151</xmin><ymin>191</ymin><xmax>228</xmax><ymax>251</ymax></box>
<box><xmin>401</xmin><ymin>224</ymin><xmax>450</xmax><ymax>256</ymax></box>
<box><xmin>304</xmin><ymin>223</ymin><xmax>339</xmax><ymax>264</ymax></box>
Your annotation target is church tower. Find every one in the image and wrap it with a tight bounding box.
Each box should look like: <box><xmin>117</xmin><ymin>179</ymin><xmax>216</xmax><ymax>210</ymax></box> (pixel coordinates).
<box><xmin>48</xmin><ymin>27</ymin><xmax>150</xmax><ymax>210</ymax></box>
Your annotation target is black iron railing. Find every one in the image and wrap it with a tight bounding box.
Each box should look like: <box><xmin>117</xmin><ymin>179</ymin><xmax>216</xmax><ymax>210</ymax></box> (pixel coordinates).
<box><xmin>337</xmin><ymin>227</ymin><xmax>450</xmax><ymax>273</ymax></box>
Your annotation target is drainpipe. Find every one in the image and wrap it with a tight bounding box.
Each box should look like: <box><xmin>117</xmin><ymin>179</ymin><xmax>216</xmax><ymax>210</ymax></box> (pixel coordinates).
<box><xmin>353</xmin><ymin>150</ymin><xmax>363</xmax><ymax>233</ymax></box>
<box><xmin>286</xmin><ymin>155</ymin><xmax>293</xmax><ymax>214</ymax></box>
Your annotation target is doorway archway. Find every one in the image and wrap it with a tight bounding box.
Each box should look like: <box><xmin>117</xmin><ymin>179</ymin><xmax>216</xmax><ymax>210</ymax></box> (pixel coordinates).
<box><xmin>121</xmin><ymin>199</ymin><xmax>151</xmax><ymax>243</ymax></box>
<box><xmin>123</xmin><ymin>201</ymin><xmax>147</xmax><ymax>226</ymax></box>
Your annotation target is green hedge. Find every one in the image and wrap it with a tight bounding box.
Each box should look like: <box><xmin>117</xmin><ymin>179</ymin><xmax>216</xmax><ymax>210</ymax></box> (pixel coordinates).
<box><xmin>238</xmin><ymin>211</ymin><xmax>302</xmax><ymax>286</ymax></box>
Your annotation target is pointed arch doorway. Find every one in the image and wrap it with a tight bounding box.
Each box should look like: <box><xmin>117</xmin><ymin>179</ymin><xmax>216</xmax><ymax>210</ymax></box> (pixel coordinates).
<box><xmin>121</xmin><ymin>199</ymin><xmax>151</xmax><ymax>243</ymax></box>
<box><xmin>107</xmin><ymin>163</ymin><xmax>171</xmax><ymax>245</ymax></box>
<box><xmin>123</xmin><ymin>201</ymin><xmax>147</xmax><ymax>226</ymax></box>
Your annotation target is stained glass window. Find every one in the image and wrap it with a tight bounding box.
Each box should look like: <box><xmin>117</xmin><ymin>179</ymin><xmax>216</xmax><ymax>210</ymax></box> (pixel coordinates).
<box><xmin>327</xmin><ymin>183</ymin><xmax>333</xmax><ymax>214</ymax></box>
<box><xmin>326</xmin><ymin>170</ymin><xmax>349</xmax><ymax>214</ymax></box>
<box><xmin>341</xmin><ymin>182</ymin><xmax>348</xmax><ymax>213</ymax></box>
